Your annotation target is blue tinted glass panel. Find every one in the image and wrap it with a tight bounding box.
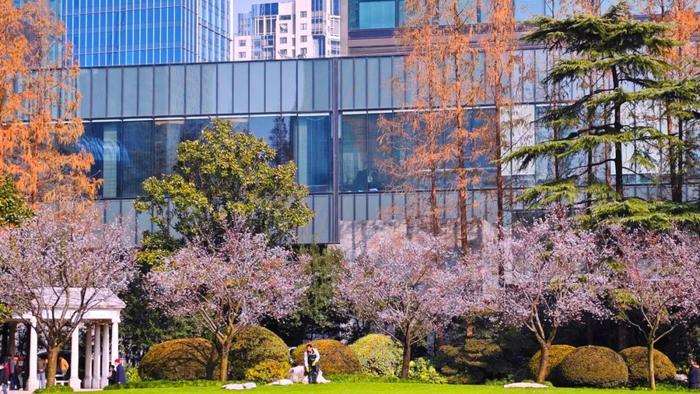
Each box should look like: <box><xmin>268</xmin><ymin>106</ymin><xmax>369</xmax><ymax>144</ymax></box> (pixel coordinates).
<box><xmin>281</xmin><ymin>61</ymin><xmax>297</xmax><ymax>112</ymax></box>
<box><xmin>201</xmin><ymin>64</ymin><xmax>217</xmax><ymax>114</ymax></box>
<box><xmin>217</xmin><ymin>63</ymin><xmax>234</xmax><ymax>114</ymax></box>
<box><xmin>185</xmin><ymin>64</ymin><xmax>201</xmax><ymax>115</ymax></box>
<box><xmin>298</xmin><ymin>61</ymin><xmax>313</xmax><ymax>112</ymax></box>
<box><xmin>249</xmin><ymin>62</ymin><xmax>265</xmax><ymax>113</ymax></box>
<box><xmin>106</xmin><ymin>68</ymin><xmax>122</xmax><ymax>117</ymax></box>
<box><xmin>120</xmin><ymin>121</ymin><xmax>153</xmax><ymax>198</ymax></box>
<box><xmin>340</xmin><ymin>59</ymin><xmax>354</xmax><ymax>109</ymax></box>
<box><xmin>265</xmin><ymin>62</ymin><xmax>281</xmax><ymax>112</ymax></box>
<box><xmin>350</xmin><ymin>0</ymin><xmax>397</xmax><ymax>29</ymax></box>
<box><xmin>379</xmin><ymin>56</ymin><xmax>393</xmax><ymax>108</ymax></box>
<box><xmin>293</xmin><ymin>115</ymin><xmax>331</xmax><ymax>192</ymax></box>
<box><xmin>340</xmin><ymin>114</ymin><xmax>368</xmax><ymax>192</ymax></box>
<box><xmin>154</xmin><ymin>120</ymin><xmax>183</xmax><ymax>177</ymax></box>
<box><xmin>122</xmin><ymin>68</ymin><xmax>138</xmax><ymax>116</ymax></box>
<box><xmin>91</xmin><ymin>69</ymin><xmax>107</xmax><ymax>118</ymax></box>
<box><xmin>138</xmin><ymin>67</ymin><xmax>154</xmax><ymax>116</ymax></box>
<box><xmin>367</xmin><ymin>58</ymin><xmax>379</xmax><ymax>108</ymax></box>
<box><xmin>79</xmin><ymin>70</ymin><xmax>91</xmax><ymax>118</ymax></box>
<box><xmin>154</xmin><ymin>66</ymin><xmax>169</xmax><ymax>116</ymax></box>
<box><xmin>233</xmin><ymin>62</ymin><xmax>249</xmax><ymax>113</ymax></box>
<box><xmin>313</xmin><ymin>60</ymin><xmax>330</xmax><ymax>111</ymax></box>
<box><xmin>169</xmin><ymin>65</ymin><xmax>185</xmax><ymax>115</ymax></box>
<box><xmin>354</xmin><ymin>58</ymin><xmax>367</xmax><ymax>108</ymax></box>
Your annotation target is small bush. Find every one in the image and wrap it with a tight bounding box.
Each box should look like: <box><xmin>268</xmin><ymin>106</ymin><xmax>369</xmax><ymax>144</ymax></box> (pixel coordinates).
<box><xmin>292</xmin><ymin>339</ymin><xmax>361</xmax><ymax>375</ymax></box>
<box><xmin>528</xmin><ymin>345</ymin><xmax>576</xmax><ymax>380</ymax></box>
<box><xmin>35</xmin><ymin>386</ymin><xmax>74</xmax><ymax>393</ymax></box>
<box><xmin>244</xmin><ymin>359</ymin><xmax>290</xmax><ymax>383</ymax></box>
<box><xmin>555</xmin><ymin>346</ymin><xmax>629</xmax><ymax>388</ymax></box>
<box><xmin>139</xmin><ymin>338</ymin><xmax>217</xmax><ymax>380</ymax></box>
<box><xmin>126</xmin><ymin>367</ymin><xmax>142</xmax><ymax>384</ymax></box>
<box><xmin>229</xmin><ymin>326</ymin><xmax>289</xmax><ymax>380</ymax></box>
<box><xmin>619</xmin><ymin>346</ymin><xmax>677</xmax><ymax>385</ymax></box>
<box><xmin>349</xmin><ymin>334</ymin><xmax>402</xmax><ymax>377</ymax></box>
<box><xmin>409</xmin><ymin>357</ymin><xmax>447</xmax><ymax>384</ymax></box>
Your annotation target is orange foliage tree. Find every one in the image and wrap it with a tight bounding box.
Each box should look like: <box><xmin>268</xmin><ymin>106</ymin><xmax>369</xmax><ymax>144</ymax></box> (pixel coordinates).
<box><xmin>0</xmin><ymin>0</ymin><xmax>96</xmax><ymax>206</ymax></box>
<box><xmin>379</xmin><ymin>0</ymin><xmax>482</xmax><ymax>249</ymax></box>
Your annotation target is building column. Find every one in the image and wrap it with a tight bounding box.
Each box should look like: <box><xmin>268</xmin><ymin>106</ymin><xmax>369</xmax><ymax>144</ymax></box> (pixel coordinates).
<box><xmin>111</xmin><ymin>321</ymin><xmax>119</xmax><ymax>363</ymax></box>
<box><xmin>8</xmin><ymin>323</ymin><xmax>16</xmax><ymax>356</ymax></box>
<box><xmin>92</xmin><ymin>324</ymin><xmax>101</xmax><ymax>389</ymax></box>
<box><xmin>69</xmin><ymin>326</ymin><xmax>81</xmax><ymax>390</ymax></box>
<box><xmin>84</xmin><ymin>324</ymin><xmax>93</xmax><ymax>389</ymax></box>
<box><xmin>26</xmin><ymin>320</ymin><xmax>38</xmax><ymax>392</ymax></box>
<box><xmin>101</xmin><ymin>324</ymin><xmax>110</xmax><ymax>388</ymax></box>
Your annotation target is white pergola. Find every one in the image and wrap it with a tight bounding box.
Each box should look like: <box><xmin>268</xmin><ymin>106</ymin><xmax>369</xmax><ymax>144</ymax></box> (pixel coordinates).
<box><xmin>11</xmin><ymin>288</ymin><xmax>126</xmax><ymax>392</ymax></box>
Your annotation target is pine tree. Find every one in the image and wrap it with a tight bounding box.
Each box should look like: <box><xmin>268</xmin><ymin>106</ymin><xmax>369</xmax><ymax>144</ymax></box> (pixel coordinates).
<box><xmin>504</xmin><ymin>2</ymin><xmax>678</xmax><ymax>207</ymax></box>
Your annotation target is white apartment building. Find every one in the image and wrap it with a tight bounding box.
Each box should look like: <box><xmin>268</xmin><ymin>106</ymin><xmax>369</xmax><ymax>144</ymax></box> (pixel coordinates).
<box><xmin>234</xmin><ymin>0</ymin><xmax>341</xmax><ymax>60</ymax></box>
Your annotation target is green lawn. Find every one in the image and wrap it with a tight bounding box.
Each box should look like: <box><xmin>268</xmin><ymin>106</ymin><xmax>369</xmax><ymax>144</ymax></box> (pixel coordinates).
<box><xmin>107</xmin><ymin>383</ymin><xmax>694</xmax><ymax>394</ymax></box>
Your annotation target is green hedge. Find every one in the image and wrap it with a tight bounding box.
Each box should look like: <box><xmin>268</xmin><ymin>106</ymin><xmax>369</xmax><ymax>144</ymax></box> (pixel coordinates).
<box><xmin>139</xmin><ymin>338</ymin><xmax>217</xmax><ymax>380</ymax></box>
<box><xmin>619</xmin><ymin>346</ymin><xmax>676</xmax><ymax>385</ymax></box>
<box><xmin>292</xmin><ymin>339</ymin><xmax>361</xmax><ymax>375</ymax></box>
<box><xmin>555</xmin><ymin>346</ymin><xmax>628</xmax><ymax>388</ymax></box>
<box><xmin>229</xmin><ymin>326</ymin><xmax>289</xmax><ymax>380</ymax></box>
<box><xmin>528</xmin><ymin>345</ymin><xmax>576</xmax><ymax>380</ymax></box>
<box><xmin>350</xmin><ymin>334</ymin><xmax>402</xmax><ymax>377</ymax></box>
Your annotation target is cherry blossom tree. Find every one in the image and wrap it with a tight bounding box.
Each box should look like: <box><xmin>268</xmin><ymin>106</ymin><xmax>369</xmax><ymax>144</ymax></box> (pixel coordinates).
<box><xmin>467</xmin><ymin>210</ymin><xmax>609</xmax><ymax>383</ymax></box>
<box><xmin>338</xmin><ymin>229</ymin><xmax>480</xmax><ymax>379</ymax></box>
<box><xmin>0</xmin><ymin>203</ymin><xmax>136</xmax><ymax>386</ymax></box>
<box><xmin>607</xmin><ymin>226</ymin><xmax>700</xmax><ymax>390</ymax></box>
<box><xmin>145</xmin><ymin>226</ymin><xmax>308</xmax><ymax>381</ymax></box>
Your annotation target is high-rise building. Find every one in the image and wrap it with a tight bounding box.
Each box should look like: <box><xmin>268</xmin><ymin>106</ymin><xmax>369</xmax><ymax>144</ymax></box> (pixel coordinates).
<box><xmin>234</xmin><ymin>0</ymin><xmax>340</xmax><ymax>60</ymax></box>
<box><xmin>20</xmin><ymin>0</ymin><xmax>236</xmax><ymax>66</ymax></box>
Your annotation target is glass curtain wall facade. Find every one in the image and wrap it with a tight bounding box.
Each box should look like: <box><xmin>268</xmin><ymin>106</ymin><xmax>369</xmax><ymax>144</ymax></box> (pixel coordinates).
<box><xmin>42</xmin><ymin>0</ymin><xmax>234</xmax><ymax>66</ymax></box>
<box><xmin>78</xmin><ymin>54</ymin><xmax>699</xmax><ymax>244</ymax></box>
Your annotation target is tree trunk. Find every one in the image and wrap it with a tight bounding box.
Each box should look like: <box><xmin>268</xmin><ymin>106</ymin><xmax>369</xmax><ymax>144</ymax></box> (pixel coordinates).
<box><xmin>457</xmin><ymin>156</ymin><xmax>469</xmax><ymax>251</ymax></box>
<box><xmin>430</xmin><ymin>169</ymin><xmax>440</xmax><ymax>236</ymax></box>
<box><xmin>218</xmin><ymin>340</ymin><xmax>232</xmax><ymax>382</ymax></box>
<box><xmin>536</xmin><ymin>342</ymin><xmax>550</xmax><ymax>384</ymax></box>
<box><xmin>647</xmin><ymin>342</ymin><xmax>656</xmax><ymax>390</ymax></box>
<box><xmin>46</xmin><ymin>344</ymin><xmax>60</xmax><ymax>387</ymax></box>
<box><xmin>611</xmin><ymin>67</ymin><xmax>624</xmax><ymax>199</ymax></box>
<box><xmin>400</xmin><ymin>336</ymin><xmax>412</xmax><ymax>379</ymax></box>
<box><xmin>671</xmin><ymin>119</ymin><xmax>684</xmax><ymax>202</ymax></box>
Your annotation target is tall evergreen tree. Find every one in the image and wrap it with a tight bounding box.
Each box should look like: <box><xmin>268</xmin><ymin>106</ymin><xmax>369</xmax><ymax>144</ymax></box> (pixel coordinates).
<box><xmin>504</xmin><ymin>2</ymin><xmax>678</xmax><ymax>208</ymax></box>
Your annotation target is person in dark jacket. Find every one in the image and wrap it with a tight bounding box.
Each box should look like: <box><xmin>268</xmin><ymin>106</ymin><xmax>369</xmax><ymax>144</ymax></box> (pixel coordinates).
<box><xmin>690</xmin><ymin>359</ymin><xmax>700</xmax><ymax>389</ymax></box>
<box><xmin>114</xmin><ymin>358</ymin><xmax>126</xmax><ymax>385</ymax></box>
<box><xmin>0</xmin><ymin>361</ymin><xmax>8</xmax><ymax>394</ymax></box>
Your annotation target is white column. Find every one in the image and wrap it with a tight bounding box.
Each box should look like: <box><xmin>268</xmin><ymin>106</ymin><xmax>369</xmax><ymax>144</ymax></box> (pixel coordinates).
<box><xmin>69</xmin><ymin>326</ymin><xmax>82</xmax><ymax>390</ymax></box>
<box><xmin>101</xmin><ymin>324</ymin><xmax>110</xmax><ymax>388</ymax></box>
<box><xmin>84</xmin><ymin>324</ymin><xmax>93</xmax><ymax>389</ymax></box>
<box><xmin>111</xmin><ymin>321</ymin><xmax>119</xmax><ymax>364</ymax></box>
<box><xmin>92</xmin><ymin>324</ymin><xmax>101</xmax><ymax>389</ymax></box>
<box><xmin>26</xmin><ymin>320</ymin><xmax>38</xmax><ymax>392</ymax></box>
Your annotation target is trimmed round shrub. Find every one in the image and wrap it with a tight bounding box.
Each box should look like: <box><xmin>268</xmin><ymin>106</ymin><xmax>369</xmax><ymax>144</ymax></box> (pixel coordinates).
<box><xmin>292</xmin><ymin>339</ymin><xmax>361</xmax><ymax>375</ymax></box>
<box><xmin>555</xmin><ymin>346</ymin><xmax>628</xmax><ymax>388</ymax></box>
<box><xmin>619</xmin><ymin>346</ymin><xmax>676</xmax><ymax>385</ymax></box>
<box><xmin>229</xmin><ymin>326</ymin><xmax>289</xmax><ymax>380</ymax></box>
<box><xmin>528</xmin><ymin>345</ymin><xmax>576</xmax><ymax>380</ymax></box>
<box><xmin>409</xmin><ymin>357</ymin><xmax>448</xmax><ymax>384</ymax></box>
<box><xmin>350</xmin><ymin>334</ymin><xmax>402</xmax><ymax>377</ymax></box>
<box><xmin>244</xmin><ymin>359</ymin><xmax>291</xmax><ymax>383</ymax></box>
<box><xmin>139</xmin><ymin>338</ymin><xmax>217</xmax><ymax>380</ymax></box>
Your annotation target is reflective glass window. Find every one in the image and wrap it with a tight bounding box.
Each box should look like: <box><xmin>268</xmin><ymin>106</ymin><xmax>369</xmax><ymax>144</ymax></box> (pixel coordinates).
<box><xmin>185</xmin><ymin>65</ymin><xmax>201</xmax><ymax>115</ymax></box>
<box><xmin>379</xmin><ymin>57</ymin><xmax>393</xmax><ymax>108</ymax></box>
<box><xmin>265</xmin><ymin>62</ymin><xmax>281</xmax><ymax>112</ymax></box>
<box><xmin>154</xmin><ymin>120</ymin><xmax>183</xmax><ymax>177</ymax></box>
<box><xmin>298</xmin><ymin>61</ymin><xmax>314</xmax><ymax>112</ymax></box>
<box><xmin>340</xmin><ymin>59</ymin><xmax>354</xmax><ymax>109</ymax></box>
<box><xmin>120</xmin><ymin>121</ymin><xmax>153</xmax><ymax>198</ymax></box>
<box><xmin>313</xmin><ymin>60</ymin><xmax>330</xmax><ymax>111</ymax></box>
<box><xmin>91</xmin><ymin>69</ymin><xmax>107</xmax><ymax>118</ymax></box>
<box><xmin>79</xmin><ymin>70</ymin><xmax>92</xmax><ymax>118</ymax></box>
<box><xmin>138</xmin><ymin>67</ymin><xmax>153</xmax><ymax>116</ymax></box>
<box><xmin>367</xmin><ymin>58</ymin><xmax>380</xmax><ymax>108</ymax></box>
<box><xmin>182</xmin><ymin>119</ymin><xmax>211</xmax><ymax>142</ymax></box>
<box><xmin>154</xmin><ymin>66</ymin><xmax>170</xmax><ymax>116</ymax></box>
<box><xmin>217</xmin><ymin>63</ymin><xmax>234</xmax><ymax>114</ymax></box>
<box><xmin>122</xmin><ymin>68</ymin><xmax>138</xmax><ymax>117</ymax></box>
<box><xmin>281</xmin><ymin>61</ymin><xmax>297</xmax><ymax>112</ymax></box>
<box><xmin>340</xmin><ymin>114</ymin><xmax>368</xmax><ymax>192</ymax></box>
<box><xmin>248</xmin><ymin>116</ymin><xmax>292</xmax><ymax>164</ymax></box>
<box><xmin>169</xmin><ymin>66</ymin><xmax>185</xmax><ymax>115</ymax></box>
<box><xmin>106</xmin><ymin>68</ymin><xmax>122</xmax><ymax>117</ymax></box>
<box><xmin>233</xmin><ymin>62</ymin><xmax>249</xmax><ymax>114</ymax></box>
<box><xmin>293</xmin><ymin>116</ymin><xmax>332</xmax><ymax>192</ymax></box>
<box><xmin>202</xmin><ymin>65</ymin><xmax>217</xmax><ymax>114</ymax></box>
<box><xmin>354</xmin><ymin>59</ymin><xmax>367</xmax><ymax>108</ymax></box>
<box><xmin>350</xmin><ymin>0</ymin><xmax>397</xmax><ymax>29</ymax></box>
<box><xmin>250</xmin><ymin>62</ymin><xmax>265</xmax><ymax>113</ymax></box>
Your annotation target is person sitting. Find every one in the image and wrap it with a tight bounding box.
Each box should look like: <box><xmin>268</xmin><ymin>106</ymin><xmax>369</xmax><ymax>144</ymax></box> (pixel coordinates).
<box><xmin>690</xmin><ymin>359</ymin><xmax>700</xmax><ymax>389</ymax></box>
<box><xmin>303</xmin><ymin>344</ymin><xmax>321</xmax><ymax>384</ymax></box>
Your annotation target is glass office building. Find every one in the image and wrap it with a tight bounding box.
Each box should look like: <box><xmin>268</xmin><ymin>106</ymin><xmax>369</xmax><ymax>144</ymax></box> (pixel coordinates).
<box><xmin>29</xmin><ymin>0</ymin><xmax>235</xmax><ymax>66</ymax></box>
<box><xmin>76</xmin><ymin>53</ymin><xmax>695</xmax><ymax>246</ymax></box>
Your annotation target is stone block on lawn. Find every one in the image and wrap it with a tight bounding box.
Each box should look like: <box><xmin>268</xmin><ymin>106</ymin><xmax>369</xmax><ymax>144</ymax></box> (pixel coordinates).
<box><xmin>504</xmin><ymin>382</ymin><xmax>548</xmax><ymax>388</ymax></box>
